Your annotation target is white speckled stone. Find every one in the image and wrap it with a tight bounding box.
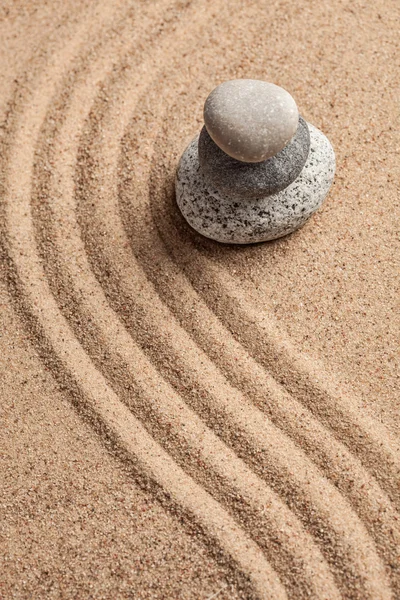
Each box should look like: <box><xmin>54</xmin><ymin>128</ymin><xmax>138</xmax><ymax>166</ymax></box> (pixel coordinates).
<box><xmin>175</xmin><ymin>123</ymin><xmax>335</xmax><ymax>244</ymax></box>
<box><xmin>204</xmin><ymin>79</ymin><xmax>299</xmax><ymax>163</ymax></box>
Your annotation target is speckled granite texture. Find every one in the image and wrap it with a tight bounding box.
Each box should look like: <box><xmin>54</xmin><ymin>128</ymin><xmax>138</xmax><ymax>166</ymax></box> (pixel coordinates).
<box><xmin>198</xmin><ymin>116</ymin><xmax>310</xmax><ymax>199</ymax></box>
<box><xmin>175</xmin><ymin>123</ymin><xmax>335</xmax><ymax>244</ymax></box>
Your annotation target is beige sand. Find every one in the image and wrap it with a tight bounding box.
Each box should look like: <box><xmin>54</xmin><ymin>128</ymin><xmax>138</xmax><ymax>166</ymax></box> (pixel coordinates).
<box><xmin>0</xmin><ymin>0</ymin><xmax>399</xmax><ymax>598</ymax></box>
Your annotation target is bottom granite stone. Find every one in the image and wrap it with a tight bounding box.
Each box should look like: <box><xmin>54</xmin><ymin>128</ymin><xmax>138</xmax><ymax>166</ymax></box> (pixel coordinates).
<box><xmin>175</xmin><ymin>123</ymin><xmax>335</xmax><ymax>244</ymax></box>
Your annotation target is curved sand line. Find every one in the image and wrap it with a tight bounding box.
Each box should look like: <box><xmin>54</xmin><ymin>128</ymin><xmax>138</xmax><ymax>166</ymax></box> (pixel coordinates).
<box><xmin>2</xmin><ymin>0</ymin><xmax>399</xmax><ymax>598</ymax></box>
<box><xmin>67</xmin><ymin>7</ymin><xmax>398</xmax><ymax>596</ymax></box>
<box><xmin>98</xmin><ymin>0</ymin><xmax>400</xmax><ymax>509</ymax></box>
<box><xmin>117</xmin><ymin>120</ymin><xmax>400</xmax><ymax>593</ymax></box>
<box><xmin>65</xmin><ymin>17</ymin><xmax>400</xmax><ymax>597</ymax></box>
<box><xmin>27</xmin><ymin>8</ymin><xmax>342</xmax><ymax>599</ymax></box>
<box><xmin>147</xmin><ymin>109</ymin><xmax>400</xmax><ymax>506</ymax></box>
<box><xmin>2</xmin><ymin>3</ymin><xmax>291</xmax><ymax>599</ymax></box>
<box><xmin>62</xmin><ymin>14</ymin><xmax>394</xmax><ymax>599</ymax></box>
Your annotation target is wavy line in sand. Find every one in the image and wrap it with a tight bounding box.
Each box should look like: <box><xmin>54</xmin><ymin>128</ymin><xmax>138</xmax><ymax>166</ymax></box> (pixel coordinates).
<box><xmin>61</xmin><ymin>15</ymin><xmax>400</xmax><ymax>598</ymax></box>
<box><xmin>2</xmin><ymin>3</ymin><xmax>292</xmax><ymax>599</ymax></box>
<box><xmin>2</xmin><ymin>0</ymin><xmax>399</xmax><ymax>598</ymax></box>
<box><xmin>33</xmin><ymin>7</ymin><xmax>396</xmax><ymax>596</ymax></box>
<box><xmin>0</xmin><ymin>2</ymin><xmax>328</xmax><ymax>598</ymax></box>
<box><xmin>147</xmin><ymin>114</ymin><xmax>400</xmax><ymax>506</ymax></box>
<box><xmin>93</xmin><ymin>0</ymin><xmax>400</xmax><ymax>512</ymax></box>
<box><xmin>114</xmin><ymin>40</ymin><xmax>400</xmax><ymax>508</ymax></box>
<box><xmin>31</xmin><ymin>59</ymin><xmax>350</xmax><ymax>600</ymax></box>
<box><xmin>26</xmin><ymin>6</ymin><xmax>344</xmax><ymax>599</ymax></box>
<box><xmin>63</xmin><ymin>5</ymin><xmax>400</xmax><ymax>597</ymax></box>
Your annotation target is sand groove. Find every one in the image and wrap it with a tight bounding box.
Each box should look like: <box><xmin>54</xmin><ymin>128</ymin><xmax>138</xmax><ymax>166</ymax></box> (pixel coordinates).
<box><xmin>2</xmin><ymin>3</ymin><xmax>294</xmax><ymax>598</ymax></box>
<box><xmin>145</xmin><ymin>120</ymin><xmax>400</xmax><ymax>507</ymax></box>
<box><xmin>71</xmin><ymin>24</ymin><xmax>399</xmax><ymax>596</ymax></box>
<box><xmin>43</xmin><ymin>10</ymin><xmax>394</xmax><ymax>598</ymax></box>
<box><xmin>27</xmin><ymin>7</ymin><xmax>343</xmax><ymax>598</ymax></box>
<box><xmin>73</xmin><ymin>109</ymin><xmax>391</xmax><ymax>599</ymax></box>
<box><xmin>2</xmin><ymin>0</ymin><xmax>399</xmax><ymax>598</ymax></box>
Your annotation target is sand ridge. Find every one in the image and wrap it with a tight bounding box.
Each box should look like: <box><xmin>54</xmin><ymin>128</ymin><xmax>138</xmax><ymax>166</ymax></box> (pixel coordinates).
<box><xmin>1</xmin><ymin>0</ymin><xmax>399</xmax><ymax>598</ymax></box>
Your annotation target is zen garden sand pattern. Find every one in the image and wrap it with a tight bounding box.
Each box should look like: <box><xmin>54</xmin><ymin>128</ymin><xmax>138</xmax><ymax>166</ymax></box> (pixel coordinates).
<box><xmin>1</xmin><ymin>1</ymin><xmax>399</xmax><ymax>599</ymax></box>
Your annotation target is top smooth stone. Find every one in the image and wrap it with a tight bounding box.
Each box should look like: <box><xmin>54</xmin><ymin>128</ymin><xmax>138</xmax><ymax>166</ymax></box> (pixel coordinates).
<box><xmin>204</xmin><ymin>79</ymin><xmax>299</xmax><ymax>163</ymax></box>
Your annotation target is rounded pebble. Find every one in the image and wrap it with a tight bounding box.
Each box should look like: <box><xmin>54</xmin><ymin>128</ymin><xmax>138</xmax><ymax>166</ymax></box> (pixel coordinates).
<box><xmin>198</xmin><ymin>116</ymin><xmax>310</xmax><ymax>199</ymax></box>
<box><xmin>176</xmin><ymin>123</ymin><xmax>335</xmax><ymax>244</ymax></box>
<box><xmin>204</xmin><ymin>79</ymin><xmax>299</xmax><ymax>162</ymax></box>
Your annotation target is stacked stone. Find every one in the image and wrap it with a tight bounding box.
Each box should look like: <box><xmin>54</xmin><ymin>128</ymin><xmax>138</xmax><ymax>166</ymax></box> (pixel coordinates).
<box><xmin>176</xmin><ymin>79</ymin><xmax>335</xmax><ymax>244</ymax></box>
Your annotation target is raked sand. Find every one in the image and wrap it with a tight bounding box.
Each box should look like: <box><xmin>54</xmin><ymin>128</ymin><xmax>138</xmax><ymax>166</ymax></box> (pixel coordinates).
<box><xmin>1</xmin><ymin>0</ymin><xmax>399</xmax><ymax>598</ymax></box>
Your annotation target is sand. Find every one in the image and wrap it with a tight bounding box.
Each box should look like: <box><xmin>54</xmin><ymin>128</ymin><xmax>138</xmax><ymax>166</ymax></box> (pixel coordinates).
<box><xmin>0</xmin><ymin>0</ymin><xmax>399</xmax><ymax>598</ymax></box>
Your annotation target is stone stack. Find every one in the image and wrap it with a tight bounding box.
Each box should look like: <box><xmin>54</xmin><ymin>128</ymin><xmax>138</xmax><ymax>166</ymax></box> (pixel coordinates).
<box><xmin>176</xmin><ymin>79</ymin><xmax>335</xmax><ymax>244</ymax></box>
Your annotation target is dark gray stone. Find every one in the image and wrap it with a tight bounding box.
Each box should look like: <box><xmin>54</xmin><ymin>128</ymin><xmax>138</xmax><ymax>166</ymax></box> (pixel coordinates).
<box><xmin>198</xmin><ymin>117</ymin><xmax>310</xmax><ymax>199</ymax></box>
